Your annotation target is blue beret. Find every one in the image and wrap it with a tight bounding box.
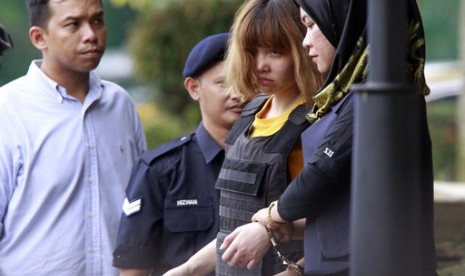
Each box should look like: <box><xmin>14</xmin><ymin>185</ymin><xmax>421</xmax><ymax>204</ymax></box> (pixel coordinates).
<box><xmin>182</xmin><ymin>33</ymin><xmax>229</xmax><ymax>78</ymax></box>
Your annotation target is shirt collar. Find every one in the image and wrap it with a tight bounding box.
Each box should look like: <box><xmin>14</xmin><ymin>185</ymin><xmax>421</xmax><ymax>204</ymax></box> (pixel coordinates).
<box><xmin>195</xmin><ymin>122</ymin><xmax>223</xmax><ymax>164</ymax></box>
<box><xmin>28</xmin><ymin>60</ymin><xmax>62</xmax><ymax>102</ymax></box>
<box><xmin>28</xmin><ymin>60</ymin><xmax>104</xmax><ymax>104</ymax></box>
<box><xmin>85</xmin><ymin>71</ymin><xmax>104</xmax><ymax>105</ymax></box>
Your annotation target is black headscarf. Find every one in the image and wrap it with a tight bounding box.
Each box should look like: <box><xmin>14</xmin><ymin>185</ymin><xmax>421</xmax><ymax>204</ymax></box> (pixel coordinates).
<box><xmin>295</xmin><ymin>0</ymin><xmax>428</xmax><ymax>123</ymax></box>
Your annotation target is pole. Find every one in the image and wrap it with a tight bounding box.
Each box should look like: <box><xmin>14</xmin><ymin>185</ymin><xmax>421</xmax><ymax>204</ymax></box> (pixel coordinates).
<box><xmin>457</xmin><ymin>0</ymin><xmax>465</xmax><ymax>181</ymax></box>
<box><xmin>351</xmin><ymin>0</ymin><xmax>423</xmax><ymax>275</ymax></box>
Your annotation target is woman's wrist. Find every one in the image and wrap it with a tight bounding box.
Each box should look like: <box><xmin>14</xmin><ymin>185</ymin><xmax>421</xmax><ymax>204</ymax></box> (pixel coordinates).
<box><xmin>266</xmin><ymin>201</ymin><xmax>285</xmax><ymax>229</ymax></box>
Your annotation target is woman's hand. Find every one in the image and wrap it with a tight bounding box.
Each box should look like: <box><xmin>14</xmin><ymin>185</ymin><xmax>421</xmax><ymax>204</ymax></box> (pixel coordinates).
<box><xmin>271</xmin><ymin>221</ymin><xmax>293</xmax><ymax>244</ymax></box>
<box><xmin>219</xmin><ymin>222</ymin><xmax>271</xmax><ymax>269</ymax></box>
<box><xmin>252</xmin><ymin>202</ymin><xmax>293</xmax><ymax>243</ymax></box>
<box><xmin>251</xmin><ymin>207</ymin><xmax>268</xmax><ymax>225</ymax></box>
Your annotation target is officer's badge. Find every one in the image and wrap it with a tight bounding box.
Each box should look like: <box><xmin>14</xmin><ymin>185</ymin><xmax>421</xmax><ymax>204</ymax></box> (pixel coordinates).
<box><xmin>122</xmin><ymin>198</ymin><xmax>142</xmax><ymax>216</ymax></box>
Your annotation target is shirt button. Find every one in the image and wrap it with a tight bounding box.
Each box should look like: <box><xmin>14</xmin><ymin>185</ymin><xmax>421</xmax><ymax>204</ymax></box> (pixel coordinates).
<box><xmin>88</xmin><ymin>177</ymin><xmax>93</xmax><ymax>184</ymax></box>
<box><xmin>89</xmin><ymin>247</ymin><xmax>96</xmax><ymax>253</ymax></box>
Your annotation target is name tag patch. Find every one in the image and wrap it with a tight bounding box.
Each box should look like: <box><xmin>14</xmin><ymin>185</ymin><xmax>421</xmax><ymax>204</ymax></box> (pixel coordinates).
<box><xmin>177</xmin><ymin>199</ymin><xmax>198</xmax><ymax>206</ymax></box>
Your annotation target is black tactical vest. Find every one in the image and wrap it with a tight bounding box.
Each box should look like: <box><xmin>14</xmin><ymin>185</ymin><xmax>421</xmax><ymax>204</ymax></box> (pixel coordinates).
<box><xmin>215</xmin><ymin>95</ymin><xmax>309</xmax><ymax>275</ymax></box>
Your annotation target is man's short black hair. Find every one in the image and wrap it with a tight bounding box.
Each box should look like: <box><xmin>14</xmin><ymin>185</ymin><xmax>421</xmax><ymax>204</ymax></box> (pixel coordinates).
<box><xmin>27</xmin><ymin>0</ymin><xmax>52</xmax><ymax>28</ymax></box>
<box><xmin>26</xmin><ymin>0</ymin><xmax>103</xmax><ymax>28</ymax></box>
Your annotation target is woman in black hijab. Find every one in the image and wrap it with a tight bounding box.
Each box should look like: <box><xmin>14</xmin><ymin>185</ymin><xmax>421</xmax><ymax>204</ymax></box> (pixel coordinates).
<box><xmin>251</xmin><ymin>0</ymin><xmax>437</xmax><ymax>275</ymax></box>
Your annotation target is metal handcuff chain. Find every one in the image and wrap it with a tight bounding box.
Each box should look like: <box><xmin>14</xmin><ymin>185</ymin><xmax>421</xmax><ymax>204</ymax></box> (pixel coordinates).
<box><xmin>265</xmin><ymin>202</ymin><xmax>304</xmax><ymax>274</ymax></box>
<box><xmin>265</xmin><ymin>225</ymin><xmax>304</xmax><ymax>274</ymax></box>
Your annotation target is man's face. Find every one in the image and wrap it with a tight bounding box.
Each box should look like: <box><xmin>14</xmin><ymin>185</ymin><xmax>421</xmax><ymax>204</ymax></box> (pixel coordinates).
<box><xmin>197</xmin><ymin>61</ymin><xmax>244</xmax><ymax>131</ymax></box>
<box><xmin>40</xmin><ymin>0</ymin><xmax>106</xmax><ymax>76</ymax></box>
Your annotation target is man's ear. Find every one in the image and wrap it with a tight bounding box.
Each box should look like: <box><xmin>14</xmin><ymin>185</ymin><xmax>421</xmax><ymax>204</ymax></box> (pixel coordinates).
<box><xmin>29</xmin><ymin>26</ymin><xmax>47</xmax><ymax>51</ymax></box>
<box><xmin>184</xmin><ymin>77</ymin><xmax>200</xmax><ymax>101</ymax></box>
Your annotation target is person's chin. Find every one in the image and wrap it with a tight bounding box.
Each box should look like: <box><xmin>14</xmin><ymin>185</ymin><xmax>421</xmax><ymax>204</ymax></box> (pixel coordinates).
<box><xmin>317</xmin><ymin>64</ymin><xmax>328</xmax><ymax>75</ymax></box>
<box><xmin>259</xmin><ymin>88</ymin><xmax>274</xmax><ymax>95</ymax></box>
<box><xmin>81</xmin><ymin>59</ymin><xmax>102</xmax><ymax>72</ymax></box>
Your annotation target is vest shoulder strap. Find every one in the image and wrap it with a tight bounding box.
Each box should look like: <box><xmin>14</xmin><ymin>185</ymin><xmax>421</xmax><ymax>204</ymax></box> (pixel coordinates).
<box><xmin>225</xmin><ymin>94</ymin><xmax>270</xmax><ymax>145</ymax></box>
<box><xmin>264</xmin><ymin>103</ymin><xmax>310</xmax><ymax>153</ymax></box>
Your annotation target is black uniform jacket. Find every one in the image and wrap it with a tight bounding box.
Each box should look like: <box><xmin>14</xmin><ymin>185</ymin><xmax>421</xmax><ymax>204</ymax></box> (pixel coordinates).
<box><xmin>113</xmin><ymin>123</ymin><xmax>223</xmax><ymax>275</ymax></box>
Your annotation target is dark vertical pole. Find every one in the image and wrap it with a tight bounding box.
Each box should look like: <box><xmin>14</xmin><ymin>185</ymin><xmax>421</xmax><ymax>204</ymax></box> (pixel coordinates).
<box><xmin>351</xmin><ymin>0</ymin><xmax>423</xmax><ymax>275</ymax></box>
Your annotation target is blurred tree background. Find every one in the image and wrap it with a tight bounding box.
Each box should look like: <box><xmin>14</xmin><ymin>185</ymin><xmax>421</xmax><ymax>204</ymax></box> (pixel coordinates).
<box><xmin>0</xmin><ymin>1</ymin><xmax>136</xmax><ymax>83</ymax></box>
<box><xmin>0</xmin><ymin>0</ymin><xmax>242</xmax><ymax>149</ymax></box>
<box><xmin>0</xmin><ymin>0</ymin><xmax>462</xmax><ymax>181</ymax></box>
<box><xmin>126</xmin><ymin>0</ymin><xmax>242</xmax><ymax>142</ymax></box>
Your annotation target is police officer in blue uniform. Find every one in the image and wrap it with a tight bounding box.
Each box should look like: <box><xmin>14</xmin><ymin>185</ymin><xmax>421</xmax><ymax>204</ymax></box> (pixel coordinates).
<box><xmin>112</xmin><ymin>33</ymin><xmax>245</xmax><ymax>276</ymax></box>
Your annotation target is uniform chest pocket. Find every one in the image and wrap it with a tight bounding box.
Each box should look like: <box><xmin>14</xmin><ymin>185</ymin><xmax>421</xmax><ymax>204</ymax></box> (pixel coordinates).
<box><xmin>215</xmin><ymin>158</ymin><xmax>267</xmax><ymax>196</ymax></box>
<box><xmin>164</xmin><ymin>197</ymin><xmax>214</xmax><ymax>232</ymax></box>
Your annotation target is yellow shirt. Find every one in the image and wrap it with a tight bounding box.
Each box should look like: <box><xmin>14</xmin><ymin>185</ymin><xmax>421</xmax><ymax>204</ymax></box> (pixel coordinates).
<box><xmin>250</xmin><ymin>96</ymin><xmax>305</xmax><ymax>180</ymax></box>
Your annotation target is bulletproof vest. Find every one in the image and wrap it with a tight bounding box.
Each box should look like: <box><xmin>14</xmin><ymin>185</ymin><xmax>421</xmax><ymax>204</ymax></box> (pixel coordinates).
<box><xmin>215</xmin><ymin>95</ymin><xmax>309</xmax><ymax>275</ymax></box>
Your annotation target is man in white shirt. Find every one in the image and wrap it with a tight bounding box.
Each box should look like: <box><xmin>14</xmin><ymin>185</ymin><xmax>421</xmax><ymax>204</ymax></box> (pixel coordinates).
<box><xmin>0</xmin><ymin>0</ymin><xmax>146</xmax><ymax>275</ymax></box>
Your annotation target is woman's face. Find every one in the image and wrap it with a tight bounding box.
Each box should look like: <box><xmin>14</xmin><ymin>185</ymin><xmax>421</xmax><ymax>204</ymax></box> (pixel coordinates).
<box><xmin>253</xmin><ymin>47</ymin><xmax>297</xmax><ymax>96</ymax></box>
<box><xmin>300</xmin><ymin>8</ymin><xmax>336</xmax><ymax>75</ymax></box>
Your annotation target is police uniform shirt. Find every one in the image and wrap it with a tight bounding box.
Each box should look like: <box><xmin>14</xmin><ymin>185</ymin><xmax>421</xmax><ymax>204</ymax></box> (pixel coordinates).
<box><xmin>113</xmin><ymin>122</ymin><xmax>223</xmax><ymax>274</ymax></box>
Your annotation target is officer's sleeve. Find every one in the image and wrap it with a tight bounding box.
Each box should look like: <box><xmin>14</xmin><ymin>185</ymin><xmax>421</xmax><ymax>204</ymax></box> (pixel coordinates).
<box><xmin>113</xmin><ymin>157</ymin><xmax>165</xmax><ymax>269</ymax></box>
<box><xmin>278</xmin><ymin>95</ymin><xmax>353</xmax><ymax>221</ymax></box>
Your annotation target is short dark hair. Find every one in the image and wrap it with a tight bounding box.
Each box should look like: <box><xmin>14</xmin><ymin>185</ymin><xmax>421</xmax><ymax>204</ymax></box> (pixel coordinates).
<box><xmin>27</xmin><ymin>0</ymin><xmax>52</xmax><ymax>28</ymax></box>
<box><xmin>26</xmin><ymin>0</ymin><xmax>103</xmax><ymax>28</ymax></box>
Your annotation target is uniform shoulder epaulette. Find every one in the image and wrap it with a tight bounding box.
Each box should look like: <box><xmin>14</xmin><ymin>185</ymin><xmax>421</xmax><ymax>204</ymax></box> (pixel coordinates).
<box><xmin>141</xmin><ymin>133</ymin><xmax>193</xmax><ymax>165</ymax></box>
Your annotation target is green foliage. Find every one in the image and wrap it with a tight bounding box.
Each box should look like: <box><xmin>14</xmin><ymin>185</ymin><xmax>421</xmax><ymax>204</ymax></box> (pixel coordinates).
<box><xmin>0</xmin><ymin>1</ymin><xmax>137</xmax><ymax>84</ymax></box>
<box><xmin>110</xmin><ymin>0</ymin><xmax>179</xmax><ymax>10</ymax></box>
<box><xmin>127</xmin><ymin>0</ymin><xmax>242</xmax><ymax>124</ymax></box>
<box><xmin>102</xmin><ymin>2</ymin><xmax>137</xmax><ymax>47</ymax></box>
<box><xmin>427</xmin><ymin>99</ymin><xmax>458</xmax><ymax>181</ymax></box>
<box><xmin>137</xmin><ymin>102</ymin><xmax>195</xmax><ymax>150</ymax></box>
<box><xmin>0</xmin><ymin>2</ymin><xmax>37</xmax><ymax>85</ymax></box>
<box><xmin>420</xmin><ymin>0</ymin><xmax>460</xmax><ymax>60</ymax></box>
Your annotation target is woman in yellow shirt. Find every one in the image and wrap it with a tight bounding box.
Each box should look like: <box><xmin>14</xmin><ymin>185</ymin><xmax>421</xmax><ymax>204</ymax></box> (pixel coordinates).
<box><xmin>163</xmin><ymin>0</ymin><xmax>322</xmax><ymax>275</ymax></box>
